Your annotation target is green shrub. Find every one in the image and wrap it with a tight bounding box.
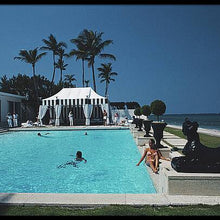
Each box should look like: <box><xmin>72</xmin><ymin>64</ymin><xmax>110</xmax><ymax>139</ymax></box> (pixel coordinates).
<box><xmin>134</xmin><ymin>107</ymin><xmax>142</xmax><ymax>118</ymax></box>
<box><xmin>150</xmin><ymin>99</ymin><xmax>166</xmax><ymax>121</ymax></box>
<box><xmin>141</xmin><ymin>105</ymin><xmax>151</xmax><ymax>118</ymax></box>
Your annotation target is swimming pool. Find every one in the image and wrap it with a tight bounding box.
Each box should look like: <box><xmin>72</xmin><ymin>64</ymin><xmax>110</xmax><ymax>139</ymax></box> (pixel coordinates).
<box><xmin>0</xmin><ymin>129</ymin><xmax>156</xmax><ymax>194</ymax></box>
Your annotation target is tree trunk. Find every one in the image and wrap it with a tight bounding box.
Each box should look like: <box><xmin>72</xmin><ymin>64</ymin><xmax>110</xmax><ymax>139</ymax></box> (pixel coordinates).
<box><xmin>60</xmin><ymin>68</ymin><xmax>63</xmax><ymax>83</ymax></box>
<box><xmin>82</xmin><ymin>59</ymin><xmax>85</xmax><ymax>87</ymax></box>
<box><xmin>51</xmin><ymin>52</ymin><xmax>56</xmax><ymax>83</ymax></box>
<box><xmin>32</xmin><ymin>64</ymin><xmax>39</xmax><ymax>103</ymax></box>
<box><xmin>91</xmin><ymin>63</ymin><xmax>96</xmax><ymax>92</ymax></box>
<box><xmin>105</xmin><ymin>82</ymin><xmax>108</xmax><ymax>97</ymax></box>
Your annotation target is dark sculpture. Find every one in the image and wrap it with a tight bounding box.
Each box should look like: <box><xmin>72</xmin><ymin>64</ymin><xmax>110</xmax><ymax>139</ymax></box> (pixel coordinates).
<box><xmin>137</xmin><ymin>119</ymin><xmax>143</xmax><ymax>131</ymax></box>
<box><xmin>171</xmin><ymin>119</ymin><xmax>220</xmax><ymax>173</ymax></box>
<box><xmin>143</xmin><ymin>120</ymin><xmax>152</xmax><ymax>137</ymax></box>
<box><xmin>152</xmin><ymin>122</ymin><xmax>167</xmax><ymax>148</ymax></box>
<box><xmin>132</xmin><ymin>116</ymin><xmax>139</xmax><ymax>128</ymax></box>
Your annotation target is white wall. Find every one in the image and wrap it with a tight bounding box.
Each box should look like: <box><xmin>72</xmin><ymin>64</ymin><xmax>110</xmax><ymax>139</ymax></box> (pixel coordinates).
<box><xmin>0</xmin><ymin>92</ymin><xmax>25</xmax><ymax>124</ymax></box>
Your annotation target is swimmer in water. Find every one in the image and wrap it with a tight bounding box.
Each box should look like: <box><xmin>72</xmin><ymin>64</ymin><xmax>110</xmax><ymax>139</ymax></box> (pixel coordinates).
<box><xmin>75</xmin><ymin>151</ymin><xmax>87</xmax><ymax>163</ymax></box>
<box><xmin>57</xmin><ymin>161</ymin><xmax>77</xmax><ymax>168</ymax></box>
<box><xmin>37</xmin><ymin>132</ymin><xmax>50</xmax><ymax>136</ymax></box>
<box><xmin>57</xmin><ymin>151</ymin><xmax>87</xmax><ymax>169</ymax></box>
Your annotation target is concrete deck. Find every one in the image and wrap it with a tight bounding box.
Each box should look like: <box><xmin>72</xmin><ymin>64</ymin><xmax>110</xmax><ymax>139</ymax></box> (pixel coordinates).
<box><xmin>131</xmin><ymin>124</ymin><xmax>220</xmax><ymax>197</ymax></box>
<box><xmin>1</xmin><ymin>193</ymin><xmax>220</xmax><ymax>206</ymax></box>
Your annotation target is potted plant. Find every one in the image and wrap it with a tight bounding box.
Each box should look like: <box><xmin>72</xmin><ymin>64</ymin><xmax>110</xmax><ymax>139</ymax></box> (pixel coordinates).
<box><xmin>134</xmin><ymin>107</ymin><xmax>143</xmax><ymax>131</ymax></box>
<box><xmin>141</xmin><ymin>105</ymin><xmax>152</xmax><ymax>137</ymax></box>
<box><xmin>150</xmin><ymin>99</ymin><xmax>167</xmax><ymax>148</ymax></box>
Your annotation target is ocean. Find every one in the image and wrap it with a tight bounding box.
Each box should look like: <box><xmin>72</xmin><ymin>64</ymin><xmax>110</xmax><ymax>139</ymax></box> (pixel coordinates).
<box><xmin>148</xmin><ymin>113</ymin><xmax>220</xmax><ymax>132</ymax></box>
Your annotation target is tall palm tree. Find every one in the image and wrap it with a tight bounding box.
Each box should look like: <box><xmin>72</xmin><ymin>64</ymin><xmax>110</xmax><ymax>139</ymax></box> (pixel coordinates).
<box><xmin>55</xmin><ymin>47</ymin><xmax>69</xmax><ymax>83</ymax></box>
<box><xmin>55</xmin><ymin>58</ymin><xmax>68</xmax><ymax>83</ymax></box>
<box><xmin>78</xmin><ymin>29</ymin><xmax>116</xmax><ymax>92</ymax></box>
<box><xmin>14</xmin><ymin>48</ymin><xmax>47</xmax><ymax>102</ymax></box>
<box><xmin>40</xmin><ymin>34</ymin><xmax>67</xmax><ymax>83</ymax></box>
<box><xmin>63</xmin><ymin>74</ymin><xmax>77</xmax><ymax>88</ymax></box>
<box><xmin>69</xmin><ymin>33</ymin><xmax>89</xmax><ymax>87</ymax></box>
<box><xmin>97</xmin><ymin>63</ymin><xmax>118</xmax><ymax>97</ymax></box>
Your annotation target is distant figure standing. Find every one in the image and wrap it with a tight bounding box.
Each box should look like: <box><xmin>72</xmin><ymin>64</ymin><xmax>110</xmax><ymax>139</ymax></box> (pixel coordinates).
<box><xmin>13</xmin><ymin>112</ymin><xmax>18</xmax><ymax>127</ymax></box>
<box><xmin>114</xmin><ymin>112</ymin><xmax>119</xmax><ymax>125</ymax></box>
<box><xmin>68</xmin><ymin>111</ymin><xmax>74</xmax><ymax>126</ymax></box>
<box><xmin>103</xmin><ymin>110</ymin><xmax>107</xmax><ymax>126</ymax></box>
<box><xmin>6</xmin><ymin>113</ymin><xmax>13</xmax><ymax>128</ymax></box>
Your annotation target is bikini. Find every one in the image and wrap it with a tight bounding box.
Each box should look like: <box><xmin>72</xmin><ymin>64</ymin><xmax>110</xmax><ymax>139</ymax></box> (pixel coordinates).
<box><xmin>146</xmin><ymin>149</ymin><xmax>158</xmax><ymax>163</ymax></box>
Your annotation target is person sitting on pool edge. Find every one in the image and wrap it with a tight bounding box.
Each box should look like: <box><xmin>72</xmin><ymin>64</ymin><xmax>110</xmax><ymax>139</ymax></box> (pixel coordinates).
<box><xmin>136</xmin><ymin>138</ymin><xmax>170</xmax><ymax>173</ymax></box>
<box><xmin>75</xmin><ymin>151</ymin><xmax>87</xmax><ymax>163</ymax></box>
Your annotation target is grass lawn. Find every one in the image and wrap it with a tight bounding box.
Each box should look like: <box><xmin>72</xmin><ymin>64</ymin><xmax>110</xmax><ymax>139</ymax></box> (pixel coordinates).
<box><xmin>164</xmin><ymin>127</ymin><xmax>220</xmax><ymax>148</ymax></box>
<box><xmin>1</xmin><ymin>204</ymin><xmax>220</xmax><ymax>216</ymax></box>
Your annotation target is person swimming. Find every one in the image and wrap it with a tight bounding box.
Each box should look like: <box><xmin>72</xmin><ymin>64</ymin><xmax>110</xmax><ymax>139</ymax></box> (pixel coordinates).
<box><xmin>75</xmin><ymin>151</ymin><xmax>87</xmax><ymax>163</ymax></box>
<box><xmin>37</xmin><ymin>132</ymin><xmax>50</xmax><ymax>136</ymax></box>
<box><xmin>57</xmin><ymin>151</ymin><xmax>87</xmax><ymax>169</ymax></box>
<box><xmin>57</xmin><ymin>161</ymin><xmax>77</xmax><ymax>168</ymax></box>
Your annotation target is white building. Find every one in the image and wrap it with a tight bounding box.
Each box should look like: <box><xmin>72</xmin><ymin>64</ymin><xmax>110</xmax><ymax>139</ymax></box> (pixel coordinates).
<box><xmin>0</xmin><ymin>92</ymin><xmax>26</xmax><ymax>126</ymax></box>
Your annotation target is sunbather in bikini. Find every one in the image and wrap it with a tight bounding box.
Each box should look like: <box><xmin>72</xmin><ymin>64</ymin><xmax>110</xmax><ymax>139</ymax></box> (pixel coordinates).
<box><xmin>136</xmin><ymin>138</ymin><xmax>170</xmax><ymax>173</ymax></box>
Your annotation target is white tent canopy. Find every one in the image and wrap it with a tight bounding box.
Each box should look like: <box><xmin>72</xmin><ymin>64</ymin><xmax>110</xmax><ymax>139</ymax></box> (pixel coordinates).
<box><xmin>42</xmin><ymin>87</ymin><xmax>106</xmax><ymax>105</ymax></box>
<box><xmin>39</xmin><ymin>87</ymin><xmax>110</xmax><ymax>126</ymax></box>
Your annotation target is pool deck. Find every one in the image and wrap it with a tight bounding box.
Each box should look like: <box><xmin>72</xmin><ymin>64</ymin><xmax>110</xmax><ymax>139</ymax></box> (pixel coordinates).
<box><xmin>1</xmin><ymin>193</ymin><xmax>220</xmax><ymax>207</ymax></box>
<box><xmin>1</xmin><ymin>124</ymin><xmax>220</xmax><ymax>207</ymax></box>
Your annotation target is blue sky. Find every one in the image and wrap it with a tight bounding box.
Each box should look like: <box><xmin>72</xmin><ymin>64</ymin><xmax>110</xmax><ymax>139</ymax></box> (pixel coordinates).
<box><xmin>0</xmin><ymin>4</ymin><xmax>220</xmax><ymax>114</ymax></box>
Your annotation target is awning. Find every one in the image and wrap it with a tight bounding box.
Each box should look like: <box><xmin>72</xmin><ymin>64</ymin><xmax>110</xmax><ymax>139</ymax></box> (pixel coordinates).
<box><xmin>42</xmin><ymin>87</ymin><xmax>108</xmax><ymax>106</ymax></box>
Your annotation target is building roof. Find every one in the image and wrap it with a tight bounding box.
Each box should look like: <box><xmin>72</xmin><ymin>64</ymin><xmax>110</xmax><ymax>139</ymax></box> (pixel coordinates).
<box><xmin>0</xmin><ymin>91</ymin><xmax>26</xmax><ymax>99</ymax></box>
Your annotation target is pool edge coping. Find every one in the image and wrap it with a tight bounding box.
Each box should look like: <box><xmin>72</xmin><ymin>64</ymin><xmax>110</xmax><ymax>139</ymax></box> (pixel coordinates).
<box><xmin>1</xmin><ymin>193</ymin><xmax>220</xmax><ymax>206</ymax></box>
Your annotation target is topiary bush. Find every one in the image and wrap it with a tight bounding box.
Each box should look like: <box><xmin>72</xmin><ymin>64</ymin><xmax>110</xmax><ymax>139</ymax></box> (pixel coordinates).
<box><xmin>134</xmin><ymin>107</ymin><xmax>142</xmax><ymax>118</ymax></box>
<box><xmin>141</xmin><ymin>105</ymin><xmax>151</xmax><ymax>119</ymax></box>
<box><xmin>150</xmin><ymin>99</ymin><xmax>166</xmax><ymax>121</ymax></box>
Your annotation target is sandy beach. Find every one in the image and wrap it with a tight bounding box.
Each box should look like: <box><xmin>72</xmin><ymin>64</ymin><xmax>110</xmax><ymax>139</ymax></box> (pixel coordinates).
<box><xmin>167</xmin><ymin>124</ymin><xmax>220</xmax><ymax>137</ymax></box>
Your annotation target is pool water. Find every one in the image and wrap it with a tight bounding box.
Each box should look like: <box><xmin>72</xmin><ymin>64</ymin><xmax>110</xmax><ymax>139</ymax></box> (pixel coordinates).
<box><xmin>0</xmin><ymin>129</ymin><xmax>156</xmax><ymax>194</ymax></box>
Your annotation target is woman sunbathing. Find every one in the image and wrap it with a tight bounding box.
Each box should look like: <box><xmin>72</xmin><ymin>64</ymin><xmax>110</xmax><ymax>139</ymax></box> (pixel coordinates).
<box><xmin>136</xmin><ymin>139</ymin><xmax>159</xmax><ymax>173</ymax></box>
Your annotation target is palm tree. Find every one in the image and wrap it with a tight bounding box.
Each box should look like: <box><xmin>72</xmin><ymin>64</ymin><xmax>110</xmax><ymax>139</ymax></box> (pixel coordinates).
<box><xmin>40</xmin><ymin>34</ymin><xmax>67</xmax><ymax>83</ymax></box>
<box><xmin>84</xmin><ymin>80</ymin><xmax>90</xmax><ymax>87</ymax></box>
<box><xmin>97</xmin><ymin>63</ymin><xmax>118</xmax><ymax>97</ymax></box>
<box><xmin>55</xmin><ymin>58</ymin><xmax>68</xmax><ymax>83</ymax></box>
<box><xmin>14</xmin><ymin>48</ymin><xmax>47</xmax><ymax>102</ymax></box>
<box><xmin>63</xmin><ymin>74</ymin><xmax>77</xmax><ymax>88</ymax></box>
<box><xmin>77</xmin><ymin>29</ymin><xmax>116</xmax><ymax>92</ymax></box>
<box><xmin>69</xmin><ymin>33</ymin><xmax>89</xmax><ymax>87</ymax></box>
